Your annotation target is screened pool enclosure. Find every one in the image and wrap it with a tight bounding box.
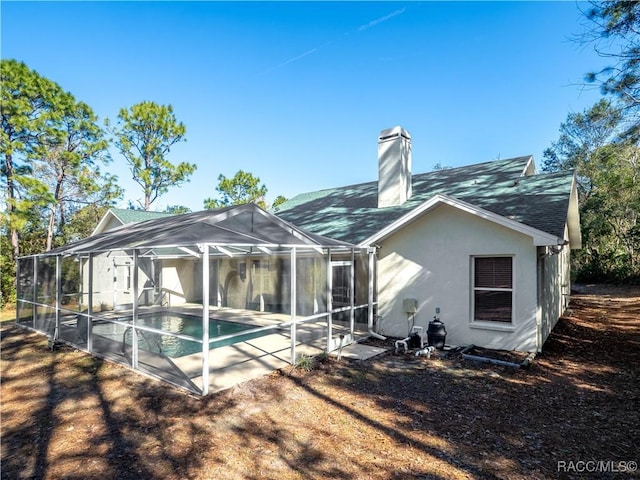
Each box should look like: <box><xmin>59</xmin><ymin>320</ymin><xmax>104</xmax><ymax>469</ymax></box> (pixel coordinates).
<box><xmin>16</xmin><ymin>204</ymin><xmax>379</xmax><ymax>395</ymax></box>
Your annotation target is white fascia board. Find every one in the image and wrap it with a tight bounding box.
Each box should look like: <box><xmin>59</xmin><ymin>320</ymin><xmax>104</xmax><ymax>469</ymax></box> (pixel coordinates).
<box><xmin>90</xmin><ymin>210</ymin><xmax>122</xmax><ymax>237</ymax></box>
<box><xmin>360</xmin><ymin>194</ymin><xmax>561</xmax><ymax>247</ymax></box>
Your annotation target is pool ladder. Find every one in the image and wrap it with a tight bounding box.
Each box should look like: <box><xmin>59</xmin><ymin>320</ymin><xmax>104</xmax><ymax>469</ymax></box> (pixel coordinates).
<box><xmin>122</xmin><ymin>326</ymin><xmax>164</xmax><ymax>355</ymax></box>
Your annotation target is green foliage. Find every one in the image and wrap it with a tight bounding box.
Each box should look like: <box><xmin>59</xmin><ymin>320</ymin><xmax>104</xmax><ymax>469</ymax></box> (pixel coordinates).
<box><xmin>1</xmin><ymin>59</ymin><xmax>121</xmax><ymax>305</ymax></box>
<box><xmin>271</xmin><ymin>195</ymin><xmax>288</xmax><ymax>212</ymax></box>
<box><xmin>108</xmin><ymin>101</ymin><xmax>195</xmax><ymax>210</ymax></box>
<box><xmin>583</xmin><ymin>1</ymin><xmax>640</xmax><ymax>139</ymax></box>
<box><xmin>542</xmin><ymin>99</ymin><xmax>622</xmax><ymax>200</ymax></box>
<box><xmin>204</xmin><ymin>170</ymin><xmax>268</xmax><ymax>209</ymax></box>
<box><xmin>1</xmin><ymin>59</ymin><xmax>58</xmax><ymax>256</ymax></box>
<box><xmin>0</xmin><ymin>235</ymin><xmax>16</xmax><ymax>308</ymax></box>
<box><xmin>165</xmin><ymin>205</ymin><xmax>191</xmax><ymax>214</ymax></box>
<box><xmin>294</xmin><ymin>354</ymin><xmax>317</xmax><ymax>372</ymax></box>
<box><xmin>34</xmin><ymin>96</ymin><xmax>122</xmax><ymax>250</ymax></box>
<box><xmin>545</xmin><ymin>101</ymin><xmax>640</xmax><ymax>283</ymax></box>
<box><xmin>432</xmin><ymin>162</ymin><xmax>453</xmax><ymax>171</ymax></box>
<box><xmin>60</xmin><ymin>204</ymin><xmax>110</xmax><ymax>246</ymax></box>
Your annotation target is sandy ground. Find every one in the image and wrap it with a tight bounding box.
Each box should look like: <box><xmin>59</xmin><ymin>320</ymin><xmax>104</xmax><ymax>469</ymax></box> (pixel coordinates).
<box><xmin>1</xmin><ymin>284</ymin><xmax>639</xmax><ymax>479</ymax></box>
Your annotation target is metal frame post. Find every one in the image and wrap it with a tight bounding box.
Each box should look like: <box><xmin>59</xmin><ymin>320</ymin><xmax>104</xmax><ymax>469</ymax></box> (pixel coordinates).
<box><xmin>202</xmin><ymin>244</ymin><xmax>210</xmax><ymax>396</ymax></box>
<box><xmin>132</xmin><ymin>249</ymin><xmax>139</xmax><ymax>369</ymax></box>
<box><xmin>326</xmin><ymin>248</ymin><xmax>332</xmax><ymax>353</ymax></box>
<box><xmin>87</xmin><ymin>253</ymin><xmax>94</xmax><ymax>352</ymax></box>
<box><xmin>15</xmin><ymin>258</ymin><xmax>21</xmax><ymax>325</ymax></box>
<box><xmin>55</xmin><ymin>256</ymin><xmax>61</xmax><ymax>341</ymax></box>
<box><xmin>33</xmin><ymin>256</ymin><xmax>38</xmax><ymax>327</ymax></box>
<box><xmin>350</xmin><ymin>248</ymin><xmax>355</xmax><ymax>337</ymax></box>
<box><xmin>290</xmin><ymin>247</ymin><xmax>297</xmax><ymax>364</ymax></box>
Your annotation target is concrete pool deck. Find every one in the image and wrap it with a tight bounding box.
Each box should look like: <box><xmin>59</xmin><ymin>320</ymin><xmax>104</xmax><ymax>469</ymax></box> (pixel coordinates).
<box><xmin>62</xmin><ymin>304</ymin><xmax>379</xmax><ymax>395</ymax></box>
<box><xmin>173</xmin><ymin>328</ymin><xmax>327</xmax><ymax>393</ymax></box>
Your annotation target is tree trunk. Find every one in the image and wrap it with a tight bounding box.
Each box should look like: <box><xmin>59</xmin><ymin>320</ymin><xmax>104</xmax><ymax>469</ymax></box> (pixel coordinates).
<box><xmin>5</xmin><ymin>153</ymin><xmax>20</xmax><ymax>260</ymax></box>
<box><xmin>46</xmin><ymin>206</ymin><xmax>56</xmax><ymax>252</ymax></box>
<box><xmin>46</xmin><ymin>175</ymin><xmax>64</xmax><ymax>251</ymax></box>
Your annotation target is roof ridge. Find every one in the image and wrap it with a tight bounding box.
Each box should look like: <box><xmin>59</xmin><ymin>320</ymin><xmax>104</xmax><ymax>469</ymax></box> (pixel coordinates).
<box><xmin>520</xmin><ymin>169</ymin><xmax>574</xmax><ymax>179</ymax></box>
<box><xmin>286</xmin><ymin>155</ymin><xmax>533</xmax><ymax>201</ymax></box>
<box><xmin>110</xmin><ymin>207</ymin><xmax>175</xmax><ymax>215</ymax></box>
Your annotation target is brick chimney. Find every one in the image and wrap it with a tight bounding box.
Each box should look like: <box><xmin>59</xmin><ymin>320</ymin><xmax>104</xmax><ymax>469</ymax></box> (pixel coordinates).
<box><xmin>377</xmin><ymin>126</ymin><xmax>412</xmax><ymax>208</ymax></box>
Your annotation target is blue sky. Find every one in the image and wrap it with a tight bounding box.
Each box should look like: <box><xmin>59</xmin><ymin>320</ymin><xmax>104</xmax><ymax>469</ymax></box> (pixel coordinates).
<box><xmin>2</xmin><ymin>1</ymin><xmax>606</xmax><ymax>212</ymax></box>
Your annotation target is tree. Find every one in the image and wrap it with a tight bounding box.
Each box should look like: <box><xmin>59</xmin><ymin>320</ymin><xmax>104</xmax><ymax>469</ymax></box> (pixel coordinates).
<box><xmin>1</xmin><ymin>59</ymin><xmax>59</xmax><ymax>260</ymax></box>
<box><xmin>1</xmin><ymin>59</ymin><xmax>122</xmax><ymax>306</ymax></box>
<box><xmin>271</xmin><ymin>195</ymin><xmax>288</xmax><ymax>212</ymax></box>
<box><xmin>60</xmin><ymin>204</ymin><xmax>109</xmax><ymax>245</ymax></box>
<box><xmin>544</xmin><ymin>100</ymin><xmax>640</xmax><ymax>282</ymax></box>
<box><xmin>582</xmin><ymin>1</ymin><xmax>640</xmax><ymax>138</ymax></box>
<box><xmin>204</xmin><ymin>170</ymin><xmax>268</xmax><ymax>209</ymax></box>
<box><xmin>165</xmin><ymin>204</ymin><xmax>191</xmax><ymax>214</ymax></box>
<box><xmin>542</xmin><ymin>99</ymin><xmax>622</xmax><ymax>200</ymax></box>
<box><xmin>34</xmin><ymin>98</ymin><xmax>121</xmax><ymax>250</ymax></box>
<box><xmin>108</xmin><ymin>101</ymin><xmax>195</xmax><ymax>210</ymax></box>
<box><xmin>432</xmin><ymin>162</ymin><xmax>452</xmax><ymax>171</ymax></box>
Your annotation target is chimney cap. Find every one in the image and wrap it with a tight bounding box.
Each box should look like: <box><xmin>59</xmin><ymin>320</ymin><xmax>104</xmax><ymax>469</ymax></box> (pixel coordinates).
<box><xmin>378</xmin><ymin>126</ymin><xmax>411</xmax><ymax>142</ymax></box>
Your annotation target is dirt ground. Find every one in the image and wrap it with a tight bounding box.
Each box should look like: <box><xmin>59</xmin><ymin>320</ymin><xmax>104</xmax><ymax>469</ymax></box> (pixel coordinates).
<box><xmin>1</xmin><ymin>285</ymin><xmax>639</xmax><ymax>480</ymax></box>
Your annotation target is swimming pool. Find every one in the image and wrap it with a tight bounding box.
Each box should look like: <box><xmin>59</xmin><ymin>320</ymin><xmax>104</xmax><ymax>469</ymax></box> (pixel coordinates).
<box><xmin>92</xmin><ymin>312</ymin><xmax>262</xmax><ymax>358</ymax></box>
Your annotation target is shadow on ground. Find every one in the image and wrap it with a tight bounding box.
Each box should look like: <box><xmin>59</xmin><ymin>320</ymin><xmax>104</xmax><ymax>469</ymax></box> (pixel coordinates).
<box><xmin>1</xmin><ymin>286</ymin><xmax>638</xmax><ymax>479</ymax></box>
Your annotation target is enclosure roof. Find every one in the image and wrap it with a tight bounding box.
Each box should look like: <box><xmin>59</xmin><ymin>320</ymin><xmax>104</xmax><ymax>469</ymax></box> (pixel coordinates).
<box><xmin>276</xmin><ymin>156</ymin><xmax>579</xmax><ymax>246</ymax></box>
<box><xmin>45</xmin><ymin>203</ymin><xmax>355</xmax><ymax>256</ymax></box>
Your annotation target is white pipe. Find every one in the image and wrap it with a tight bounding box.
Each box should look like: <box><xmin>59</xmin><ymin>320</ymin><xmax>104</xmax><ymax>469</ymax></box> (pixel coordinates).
<box><xmin>395</xmin><ymin>336</ymin><xmax>410</xmax><ymax>353</ymax></box>
<box><xmin>415</xmin><ymin>346</ymin><xmax>436</xmax><ymax>357</ymax></box>
<box><xmin>337</xmin><ymin>334</ymin><xmax>345</xmax><ymax>361</ymax></box>
<box><xmin>369</xmin><ymin>329</ymin><xmax>386</xmax><ymax>341</ymax></box>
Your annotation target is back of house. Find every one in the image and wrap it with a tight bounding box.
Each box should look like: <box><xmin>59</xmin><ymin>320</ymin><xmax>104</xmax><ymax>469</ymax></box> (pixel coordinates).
<box><xmin>277</xmin><ymin>126</ymin><xmax>581</xmax><ymax>352</ymax></box>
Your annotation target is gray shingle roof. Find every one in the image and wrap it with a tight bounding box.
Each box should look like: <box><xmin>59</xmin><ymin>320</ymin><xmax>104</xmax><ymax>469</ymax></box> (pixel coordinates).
<box><xmin>276</xmin><ymin>156</ymin><xmax>574</xmax><ymax>244</ymax></box>
<box><xmin>47</xmin><ymin>204</ymin><xmax>355</xmax><ymax>256</ymax></box>
<box><xmin>109</xmin><ymin>208</ymin><xmax>176</xmax><ymax>224</ymax></box>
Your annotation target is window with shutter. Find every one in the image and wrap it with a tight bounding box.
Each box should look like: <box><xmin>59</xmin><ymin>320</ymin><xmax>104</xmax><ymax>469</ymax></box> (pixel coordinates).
<box><xmin>473</xmin><ymin>256</ymin><xmax>513</xmax><ymax>322</ymax></box>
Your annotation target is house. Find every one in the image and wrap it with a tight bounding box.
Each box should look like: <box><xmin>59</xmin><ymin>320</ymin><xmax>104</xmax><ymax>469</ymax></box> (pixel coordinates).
<box><xmin>276</xmin><ymin>126</ymin><xmax>581</xmax><ymax>352</ymax></box>
<box><xmin>16</xmin><ymin>125</ymin><xmax>580</xmax><ymax>395</ymax></box>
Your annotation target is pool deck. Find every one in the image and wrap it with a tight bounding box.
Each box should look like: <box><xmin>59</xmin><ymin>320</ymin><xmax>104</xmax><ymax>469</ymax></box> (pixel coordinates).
<box><xmin>86</xmin><ymin>304</ymin><xmax>372</xmax><ymax>394</ymax></box>
<box><xmin>55</xmin><ymin>304</ymin><xmax>384</xmax><ymax>393</ymax></box>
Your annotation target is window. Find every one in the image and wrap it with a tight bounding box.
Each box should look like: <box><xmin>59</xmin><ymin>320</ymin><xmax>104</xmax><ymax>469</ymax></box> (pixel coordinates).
<box><xmin>473</xmin><ymin>256</ymin><xmax>513</xmax><ymax>323</ymax></box>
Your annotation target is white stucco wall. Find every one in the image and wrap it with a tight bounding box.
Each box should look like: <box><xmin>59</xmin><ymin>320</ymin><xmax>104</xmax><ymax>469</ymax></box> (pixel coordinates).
<box><xmin>83</xmin><ymin>251</ymin><xmax>150</xmax><ymax>310</ymax></box>
<box><xmin>161</xmin><ymin>259</ymin><xmax>198</xmax><ymax>305</ymax></box>
<box><xmin>538</xmin><ymin>241</ymin><xmax>571</xmax><ymax>347</ymax></box>
<box><xmin>377</xmin><ymin>204</ymin><xmax>540</xmax><ymax>352</ymax></box>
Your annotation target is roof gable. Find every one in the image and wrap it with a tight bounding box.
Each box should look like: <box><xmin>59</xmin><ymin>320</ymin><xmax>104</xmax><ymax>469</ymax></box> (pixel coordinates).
<box><xmin>92</xmin><ymin>208</ymin><xmax>176</xmax><ymax>236</ymax></box>
<box><xmin>276</xmin><ymin>156</ymin><xmax>578</xmax><ymax>246</ymax></box>
<box><xmin>362</xmin><ymin>194</ymin><xmax>561</xmax><ymax>247</ymax></box>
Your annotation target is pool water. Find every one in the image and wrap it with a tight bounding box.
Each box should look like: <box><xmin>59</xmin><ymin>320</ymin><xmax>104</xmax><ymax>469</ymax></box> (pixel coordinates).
<box><xmin>92</xmin><ymin>312</ymin><xmax>261</xmax><ymax>358</ymax></box>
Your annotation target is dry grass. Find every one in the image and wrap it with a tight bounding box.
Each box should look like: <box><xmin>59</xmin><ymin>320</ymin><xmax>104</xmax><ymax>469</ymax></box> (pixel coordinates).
<box><xmin>1</xmin><ymin>285</ymin><xmax>639</xmax><ymax>479</ymax></box>
<box><xmin>0</xmin><ymin>307</ymin><xmax>16</xmax><ymax>323</ymax></box>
